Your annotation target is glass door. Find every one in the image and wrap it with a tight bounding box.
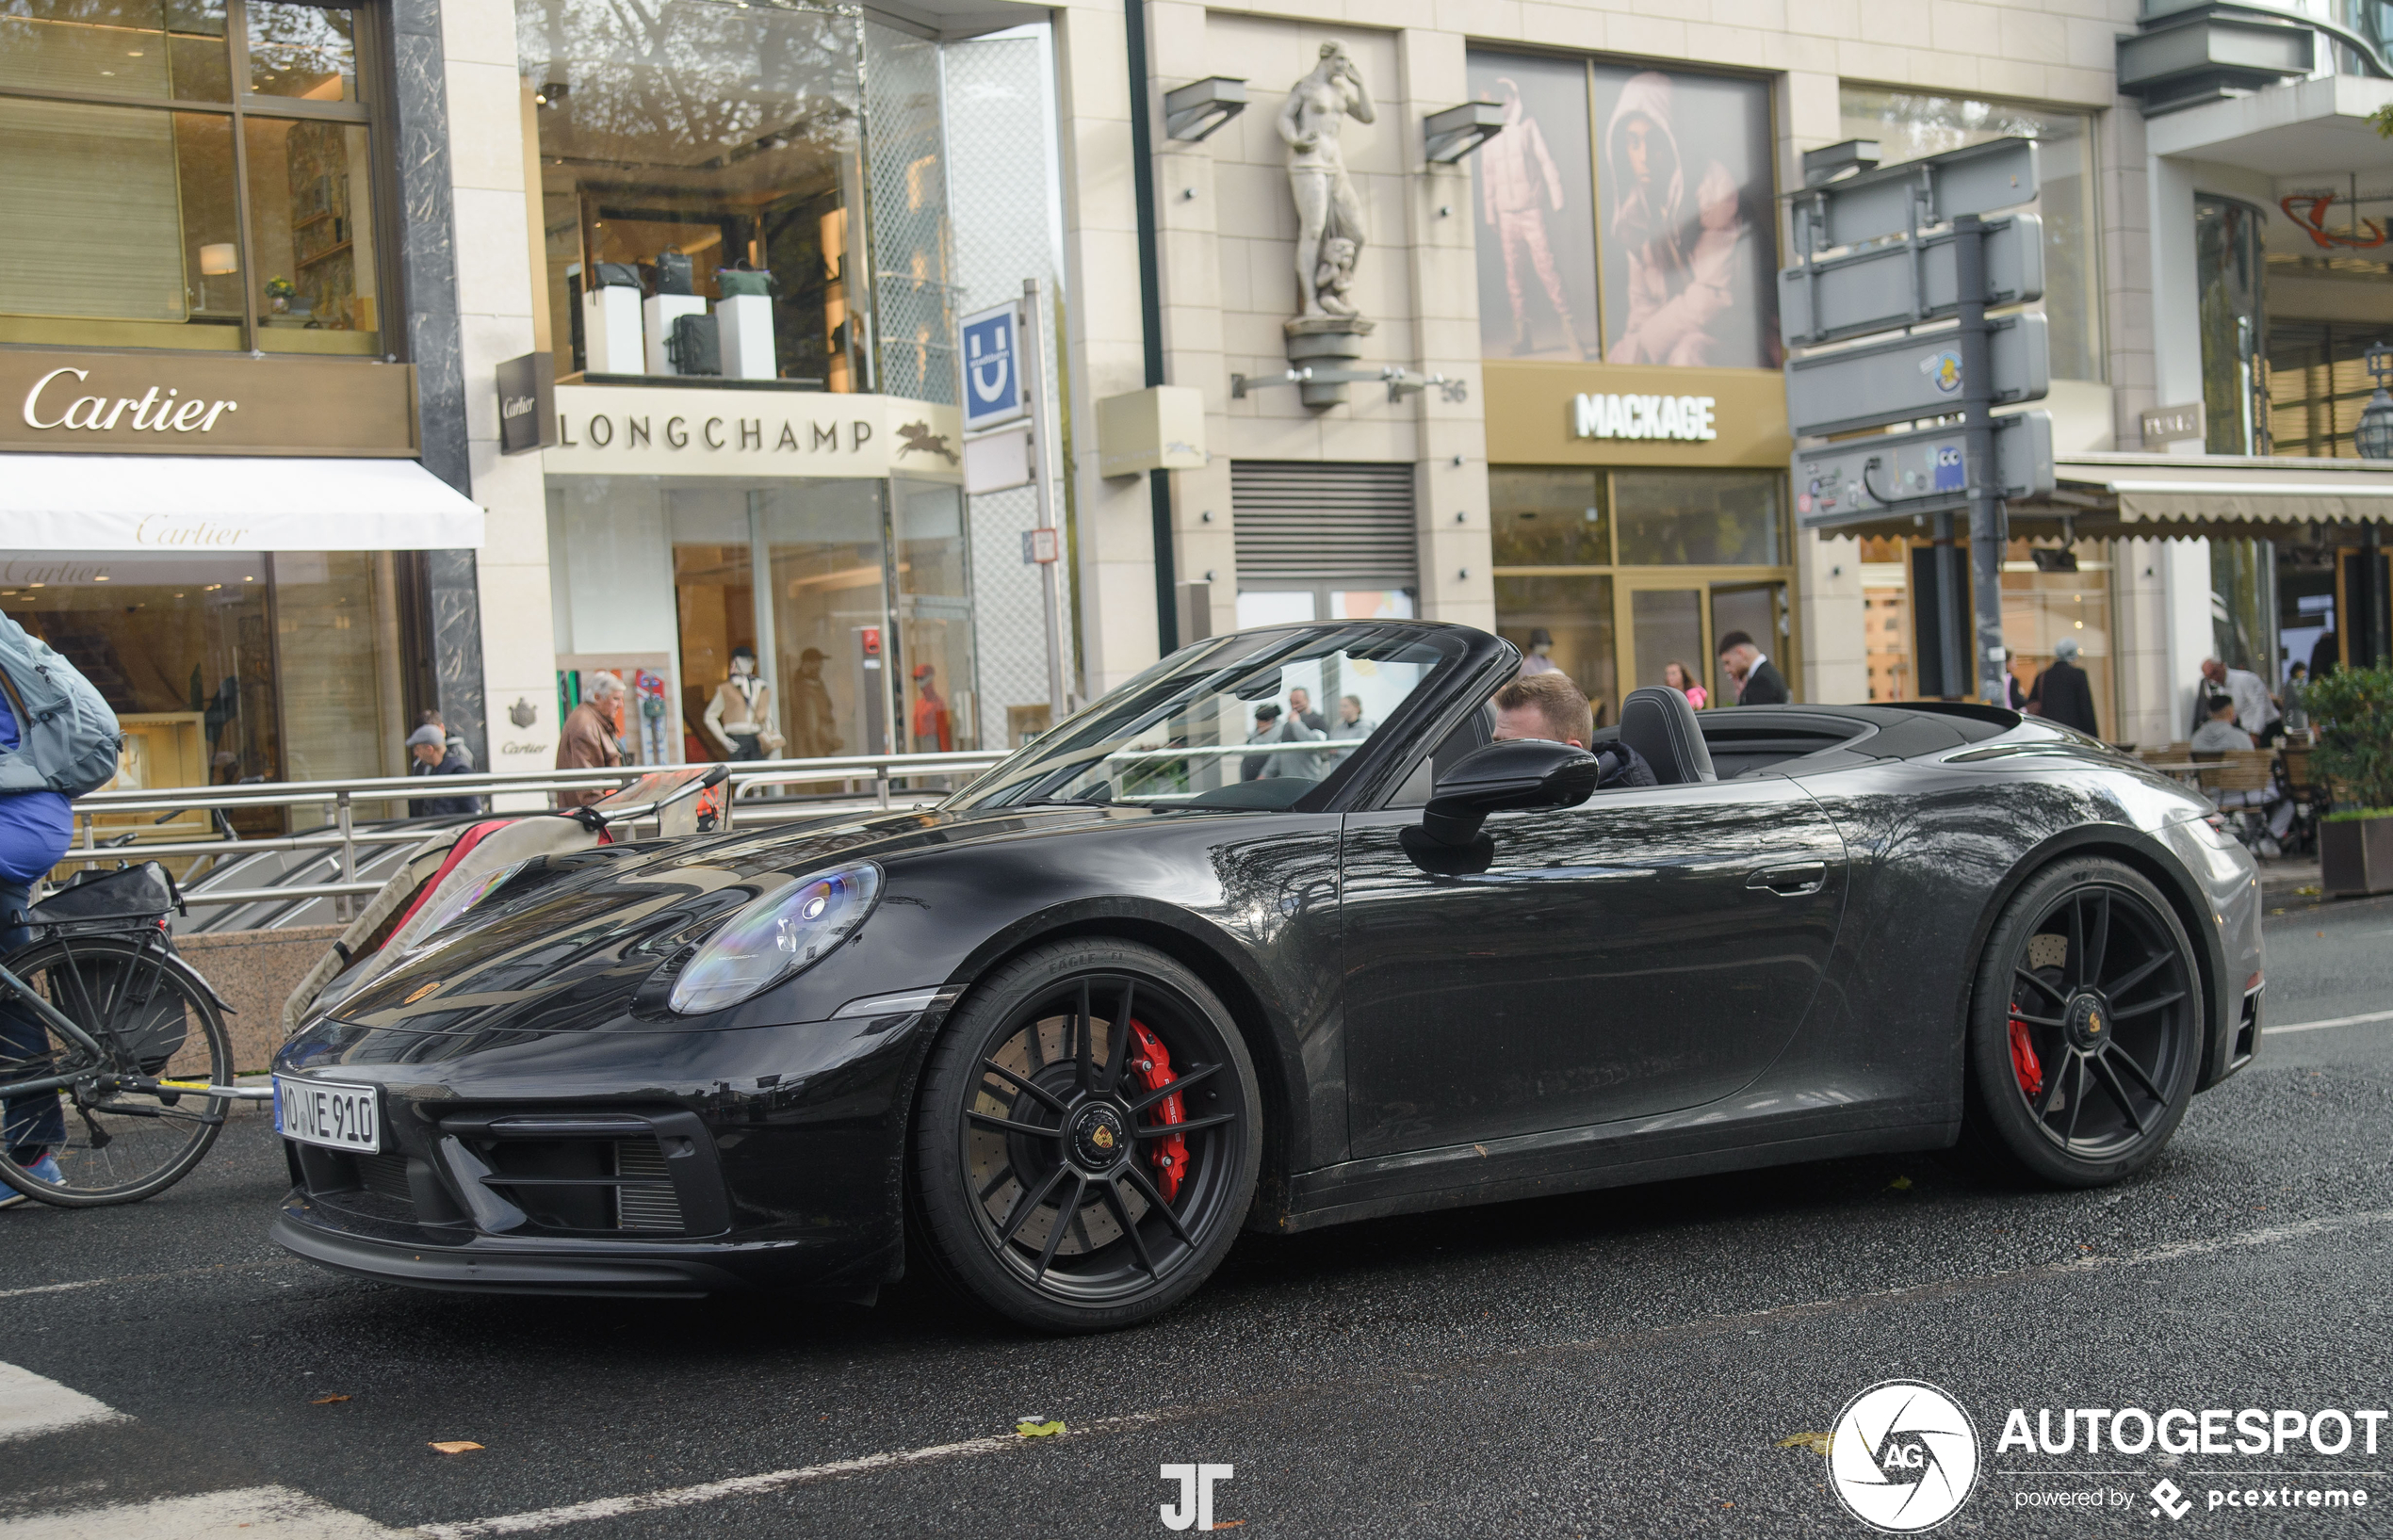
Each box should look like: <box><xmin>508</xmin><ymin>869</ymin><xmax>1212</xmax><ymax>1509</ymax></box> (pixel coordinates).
<box><xmin>1625</xmin><ymin>584</ymin><xmax>1706</xmax><ymax>705</ymax></box>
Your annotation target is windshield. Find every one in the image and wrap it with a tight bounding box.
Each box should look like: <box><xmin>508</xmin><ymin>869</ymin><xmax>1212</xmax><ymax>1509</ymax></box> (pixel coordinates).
<box><xmin>952</xmin><ymin>624</ymin><xmax>1463</xmax><ymax>812</ymax></box>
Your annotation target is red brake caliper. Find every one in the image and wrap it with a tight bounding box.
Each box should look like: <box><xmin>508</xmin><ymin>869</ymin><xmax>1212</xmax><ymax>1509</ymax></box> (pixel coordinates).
<box><xmin>2008</xmin><ymin>1011</ymin><xmax>2044</xmax><ymax>1098</ymax></box>
<box><xmin>1127</xmin><ymin>1021</ymin><xmax>1189</xmax><ymax>1202</ymax></box>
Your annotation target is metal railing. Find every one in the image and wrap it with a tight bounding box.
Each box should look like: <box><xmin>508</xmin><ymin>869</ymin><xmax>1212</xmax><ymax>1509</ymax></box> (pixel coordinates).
<box><xmin>61</xmin><ymin>750</ymin><xmax>1010</xmax><ymax>913</ymax></box>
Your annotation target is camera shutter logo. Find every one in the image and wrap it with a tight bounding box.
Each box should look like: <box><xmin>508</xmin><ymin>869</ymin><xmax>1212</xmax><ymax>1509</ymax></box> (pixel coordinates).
<box><xmin>1825</xmin><ymin>1380</ymin><xmax>1980</xmax><ymax>1532</ymax></box>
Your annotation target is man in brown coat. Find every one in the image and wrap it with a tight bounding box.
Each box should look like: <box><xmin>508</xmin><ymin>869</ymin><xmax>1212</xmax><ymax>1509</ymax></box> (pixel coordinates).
<box><xmin>556</xmin><ymin>672</ymin><xmax>625</xmax><ymax>809</ymax></box>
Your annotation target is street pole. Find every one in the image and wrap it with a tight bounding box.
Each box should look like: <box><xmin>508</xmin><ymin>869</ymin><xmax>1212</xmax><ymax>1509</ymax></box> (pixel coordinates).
<box><xmin>1018</xmin><ymin>277</ymin><xmax>1069</xmax><ymax>721</ymax></box>
<box><xmin>1953</xmin><ymin>213</ymin><xmax>2009</xmax><ymax>705</ymax></box>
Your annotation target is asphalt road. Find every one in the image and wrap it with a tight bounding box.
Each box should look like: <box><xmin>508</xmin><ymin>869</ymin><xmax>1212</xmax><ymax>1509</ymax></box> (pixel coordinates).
<box><xmin>4</xmin><ymin>889</ymin><xmax>2390</xmax><ymax>1538</ymax></box>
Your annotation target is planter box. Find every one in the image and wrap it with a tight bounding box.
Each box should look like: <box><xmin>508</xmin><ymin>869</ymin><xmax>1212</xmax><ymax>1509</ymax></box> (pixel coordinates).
<box><xmin>2320</xmin><ymin>815</ymin><xmax>2393</xmax><ymax>898</ymax></box>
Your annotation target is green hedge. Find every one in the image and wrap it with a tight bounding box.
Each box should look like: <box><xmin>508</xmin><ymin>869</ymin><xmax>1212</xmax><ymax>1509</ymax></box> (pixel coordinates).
<box><xmin>2304</xmin><ymin>666</ymin><xmax>2393</xmax><ymax>811</ymax></box>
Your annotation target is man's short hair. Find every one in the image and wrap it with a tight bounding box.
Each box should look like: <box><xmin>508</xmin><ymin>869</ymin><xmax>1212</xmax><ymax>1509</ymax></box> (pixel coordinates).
<box><xmin>1716</xmin><ymin>630</ymin><xmax>1755</xmax><ymax>655</ymax></box>
<box><xmin>1493</xmin><ymin>672</ymin><xmax>1594</xmax><ymax>746</ymax></box>
<box><xmin>2205</xmin><ymin>692</ymin><xmax>2236</xmax><ymax>716</ymax></box>
<box><xmin>1254</xmin><ymin>703</ymin><xmax>1281</xmax><ymax>721</ymax></box>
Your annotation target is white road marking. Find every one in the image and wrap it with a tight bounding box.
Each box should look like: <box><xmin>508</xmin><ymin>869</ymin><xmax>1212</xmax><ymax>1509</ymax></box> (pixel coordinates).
<box><xmin>416</xmin><ymin>1208</ymin><xmax>2393</xmax><ymax>1538</ymax></box>
<box><xmin>415</xmin><ymin>1411</ymin><xmax>1166</xmax><ymax>1540</ymax></box>
<box><xmin>0</xmin><ymin>1485</ymin><xmax>410</xmax><ymax>1539</ymax></box>
<box><xmin>2266</xmin><ymin>1006</ymin><xmax>2393</xmax><ymax>1035</ymax></box>
<box><xmin>0</xmin><ymin>1282</ymin><xmax>104</xmax><ymax>1304</ymax></box>
<box><xmin>0</xmin><ymin>1363</ymin><xmax>126</xmax><ymax>1444</ymax></box>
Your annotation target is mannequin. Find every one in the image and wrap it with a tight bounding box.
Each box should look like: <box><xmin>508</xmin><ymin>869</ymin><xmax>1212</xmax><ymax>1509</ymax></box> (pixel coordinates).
<box><xmin>703</xmin><ymin>647</ymin><xmax>784</xmax><ymax>761</ymax></box>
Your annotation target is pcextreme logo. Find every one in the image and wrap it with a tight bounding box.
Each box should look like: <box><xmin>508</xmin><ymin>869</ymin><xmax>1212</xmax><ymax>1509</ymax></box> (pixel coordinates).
<box><xmin>1827</xmin><ymin>1380</ymin><xmax>1982</xmax><ymax>1532</ymax></box>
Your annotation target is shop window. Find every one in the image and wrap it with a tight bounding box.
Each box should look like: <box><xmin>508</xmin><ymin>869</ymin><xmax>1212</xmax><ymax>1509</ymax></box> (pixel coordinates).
<box><xmin>0</xmin><ymin>0</ymin><xmax>384</xmax><ymax>354</ymax></box>
<box><xmin>1858</xmin><ymin>535</ymin><xmax>2119</xmax><ymax>733</ymax></box>
<box><xmin>1469</xmin><ymin>50</ymin><xmax>1778</xmax><ymax>367</ymax></box>
<box><xmin>521</xmin><ymin>0</ymin><xmax>868</xmax><ymax>389</ymax></box>
<box><xmin>1840</xmin><ymin>89</ymin><xmax>2104</xmax><ymax>384</ymax></box>
<box><xmin>2196</xmin><ymin>195</ymin><xmax>2268</xmax><ymax>454</ymax></box>
<box><xmin>2267</xmin><ymin>320</ymin><xmax>2378</xmax><ymax>460</ymax></box>
<box><xmin>1491</xmin><ymin>465</ymin><xmax>1795</xmax><ymax>712</ymax></box>
<box><xmin>1612</xmin><ymin>469</ymin><xmax>1781</xmax><ymax>567</ymax></box>
<box><xmin>0</xmin><ymin>550</ymin><xmax>403</xmax><ymax>822</ymax></box>
<box><xmin>546</xmin><ymin>474</ymin><xmax>980</xmax><ymax>765</ymax></box>
<box><xmin>893</xmin><ymin>479</ymin><xmax>976</xmax><ymax>754</ymax></box>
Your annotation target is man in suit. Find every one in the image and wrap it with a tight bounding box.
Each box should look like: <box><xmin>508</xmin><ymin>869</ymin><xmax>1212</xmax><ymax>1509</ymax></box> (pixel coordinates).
<box><xmin>1716</xmin><ymin>630</ymin><xmax>1788</xmax><ymax>705</ymax></box>
<box><xmin>2027</xmin><ymin>637</ymin><xmax>2101</xmax><ymax>737</ymax></box>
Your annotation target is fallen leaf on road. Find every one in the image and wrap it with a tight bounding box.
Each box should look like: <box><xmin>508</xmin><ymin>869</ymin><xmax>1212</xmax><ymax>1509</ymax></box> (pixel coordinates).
<box><xmin>1778</xmin><ymin>1431</ymin><xmax>1834</xmax><ymax>1454</ymax></box>
<box><xmin>1209</xmin><ymin>1522</ymin><xmax>1245</xmax><ymax>1531</ymax></box>
<box><xmin>429</xmin><ymin>1441</ymin><xmax>483</xmax><ymax>1455</ymax></box>
<box><xmin>1887</xmin><ymin>1175</ymin><xmax>1912</xmax><ymax>1190</ymax></box>
<box><xmin>309</xmin><ymin>1395</ymin><xmax>350</xmax><ymax>1405</ymax></box>
<box><xmin>1014</xmin><ymin>1419</ymin><xmax>1066</xmax><ymax>1437</ymax></box>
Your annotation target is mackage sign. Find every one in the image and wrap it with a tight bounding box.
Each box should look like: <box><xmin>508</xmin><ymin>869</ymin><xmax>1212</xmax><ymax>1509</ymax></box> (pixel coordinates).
<box><xmin>1571</xmin><ymin>391</ymin><xmax>1719</xmax><ymax>444</ymax></box>
<box><xmin>545</xmin><ymin>385</ymin><xmax>963</xmax><ymax>481</ymax></box>
<box><xmin>1</xmin><ymin>350</ymin><xmax>418</xmax><ymax>456</ymax></box>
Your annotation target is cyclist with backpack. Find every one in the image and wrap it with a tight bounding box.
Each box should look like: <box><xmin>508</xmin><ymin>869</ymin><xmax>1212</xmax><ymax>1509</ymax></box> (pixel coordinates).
<box><xmin>0</xmin><ymin>613</ymin><xmax>122</xmax><ymax>1210</ymax></box>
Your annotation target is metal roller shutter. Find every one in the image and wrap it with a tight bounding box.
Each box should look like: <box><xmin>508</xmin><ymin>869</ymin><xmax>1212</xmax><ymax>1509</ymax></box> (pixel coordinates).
<box><xmin>1231</xmin><ymin>462</ymin><xmax>1419</xmax><ymax>586</ymax></box>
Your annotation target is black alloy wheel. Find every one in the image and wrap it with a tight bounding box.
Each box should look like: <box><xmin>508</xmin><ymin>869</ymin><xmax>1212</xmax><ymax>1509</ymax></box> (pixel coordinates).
<box><xmin>910</xmin><ymin>939</ymin><xmax>1261</xmax><ymax>1333</ymax></box>
<box><xmin>1962</xmin><ymin>858</ymin><xmax>2205</xmax><ymax>1186</ymax></box>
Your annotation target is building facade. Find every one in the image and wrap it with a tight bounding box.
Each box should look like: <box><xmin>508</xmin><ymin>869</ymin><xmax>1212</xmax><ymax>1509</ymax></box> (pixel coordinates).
<box><xmin>8</xmin><ymin>0</ymin><xmax>2389</xmax><ymax>799</ymax></box>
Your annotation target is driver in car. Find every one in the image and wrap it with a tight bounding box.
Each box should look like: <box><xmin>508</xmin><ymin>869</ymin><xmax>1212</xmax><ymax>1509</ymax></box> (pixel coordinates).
<box><xmin>1490</xmin><ymin>673</ymin><xmax>1655</xmax><ymax>786</ymax></box>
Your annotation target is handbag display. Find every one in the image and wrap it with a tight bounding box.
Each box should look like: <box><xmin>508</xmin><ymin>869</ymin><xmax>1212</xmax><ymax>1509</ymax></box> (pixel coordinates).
<box><xmin>592</xmin><ymin>262</ymin><xmax>641</xmax><ymax>290</ymax></box>
<box><xmin>654</xmin><ymin>250</ymin><xmax>695</xmax><ymax>296</ymax></box>
<box><xmin>666</xmin><ymin>312</ymin><xmax>720</xmax><ymax>376</ymax></box>
<box><xmin>717</xmin><ymin>268</ymin><xmax>773</xmax><ymax>298</ymax></box>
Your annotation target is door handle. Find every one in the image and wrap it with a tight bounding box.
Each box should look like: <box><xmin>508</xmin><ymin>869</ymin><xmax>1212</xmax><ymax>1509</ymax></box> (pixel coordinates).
<box><xmin>1746</xmin><ymin>862</ymin><xmax>1827</xmax><ymax>897</ymax></box>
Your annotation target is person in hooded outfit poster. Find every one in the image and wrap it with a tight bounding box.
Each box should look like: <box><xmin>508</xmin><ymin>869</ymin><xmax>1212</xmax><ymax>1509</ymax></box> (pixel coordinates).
<box><xmin>1597</xmin><ymin>69</ymin><xmax>1773</xmax><ymax>368</ymax></box>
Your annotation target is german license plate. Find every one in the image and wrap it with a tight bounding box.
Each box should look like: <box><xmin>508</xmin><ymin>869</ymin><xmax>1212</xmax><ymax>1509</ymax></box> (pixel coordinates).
<box><xmin>274</xmin><ymin>1077</ymin><xmax>381</xmax><ymax>1154</ymax></box>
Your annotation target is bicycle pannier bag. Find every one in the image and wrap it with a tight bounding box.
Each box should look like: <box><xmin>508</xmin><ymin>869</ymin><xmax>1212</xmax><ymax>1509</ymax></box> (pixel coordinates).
<box><xmin>0</xmin><ymin>608</ymin><xmax>122</xmax><ymax>797</ymax></box>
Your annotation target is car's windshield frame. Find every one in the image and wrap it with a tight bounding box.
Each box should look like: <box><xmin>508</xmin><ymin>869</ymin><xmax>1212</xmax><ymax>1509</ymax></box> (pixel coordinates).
<box><xmin>947</xmin><ymin>623</ymin><xmax>1488</xmax><ymax>815</ymax></box>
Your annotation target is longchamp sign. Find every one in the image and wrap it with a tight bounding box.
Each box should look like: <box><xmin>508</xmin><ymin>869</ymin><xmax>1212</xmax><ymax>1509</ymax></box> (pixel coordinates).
<box><xmin>545</xmin><ymin>385</ymin><xmax>964</xmax><ymax>481</ymax></box>
<box><xmin>2</xmin><ymin>349</ymin><xmax>417</xmax><ymax>457</ymax></box>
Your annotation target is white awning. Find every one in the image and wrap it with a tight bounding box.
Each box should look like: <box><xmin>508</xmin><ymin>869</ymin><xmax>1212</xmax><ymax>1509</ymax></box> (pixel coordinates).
<box><xmin>1</xmin><ymin>454</ymin><xmax>485</xmax><ymax>551</ymax></box>
<box><xmin>2035</xmin><ymin>452</ymin><xmax>2393</xmax><ymax>540</ymax></box>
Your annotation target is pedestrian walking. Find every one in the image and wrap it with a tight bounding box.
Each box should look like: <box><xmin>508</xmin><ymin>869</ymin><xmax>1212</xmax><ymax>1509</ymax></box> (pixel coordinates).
<box><xmin>2027</xmin><ymin>638</ymin><xmax>2102</xmax><ymax>737</ymax></box>
<box><xmin>1716</xmin><ymin>630</ymin><xmax>1787</xmax><ymax>705</ymax></box>
<box><xmin>1661</xmin><ymin>660</ymin><xmax>1707</xmax><ymax>709</ymax></box>
<box><xmin>556</xmin><ymin>672</ymin><xmax>626</xmax><ymax>810</ymax></box>
<box><xmin>405</xmin><ymin>724</ymin><xmax>482</xmax><ymax>819</ymax></box>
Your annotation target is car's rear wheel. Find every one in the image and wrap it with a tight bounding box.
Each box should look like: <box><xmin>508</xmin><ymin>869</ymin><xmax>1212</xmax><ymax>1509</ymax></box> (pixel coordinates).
<box><xmin>1961</xmin><ymin>858</ymin><xmax>2205</xmax><ymax>1186</ymax></box>
<box><xmin>909</xmin><ymin>939</ymin><xmax>1261</xmax><ymax>1333</ymax></box>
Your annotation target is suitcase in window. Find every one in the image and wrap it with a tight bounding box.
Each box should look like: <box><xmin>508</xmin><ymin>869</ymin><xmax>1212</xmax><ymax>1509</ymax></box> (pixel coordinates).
<box><xmin>666</xmin><ymin>313</ymin><xmax>720</xmax><ymax>376</ymax></box>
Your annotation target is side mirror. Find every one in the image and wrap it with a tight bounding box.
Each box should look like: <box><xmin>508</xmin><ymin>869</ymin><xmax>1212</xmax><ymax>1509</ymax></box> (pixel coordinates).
<box><xmin>1416</xmin><ymin>738</ymin><xmax>1603</xmax><ymax>848</ymax></box>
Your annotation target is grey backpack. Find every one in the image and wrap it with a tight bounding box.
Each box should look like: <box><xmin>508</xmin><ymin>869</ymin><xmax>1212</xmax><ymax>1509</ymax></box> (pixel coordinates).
<box><xmin>0</xmin><ymin>609</ymin><xmax>122</xmax><ymax>797</ymax></box>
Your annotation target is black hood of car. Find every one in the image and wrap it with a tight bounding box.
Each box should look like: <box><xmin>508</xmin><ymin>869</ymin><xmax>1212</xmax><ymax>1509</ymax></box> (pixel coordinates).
<box><xmin>312</xmin><ymin>802</ymin><xmax>1130</xmax><ymax>1041</ymax></box>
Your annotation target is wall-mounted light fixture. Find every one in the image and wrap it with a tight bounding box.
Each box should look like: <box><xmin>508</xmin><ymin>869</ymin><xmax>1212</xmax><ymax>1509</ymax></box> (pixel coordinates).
<box><xmin>1423</xmin><ymin>101</ymin><xmax>1504</xmax><ymax>163</ymax></box>
<box><xmin>1800</xmin><ymin>138</ymin><xmax>1880</xmax><ymax>186</ymax></box>
<box><xmin>1164</xmin><ymin>76</ymin><xmax>1246</xmax><ymax>141</ymax></box>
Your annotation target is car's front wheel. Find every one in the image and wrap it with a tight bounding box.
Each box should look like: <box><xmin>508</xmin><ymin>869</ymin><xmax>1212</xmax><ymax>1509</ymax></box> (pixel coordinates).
<box><xmin>1961</xmin><ymin>858</ymin><xmax>2206</xmax><ymax>1186</ymax></box>
<box><xmin>909</xmin><ymin>939</ymin><xmax>1262</xmax><ymax>1333</ymax></box>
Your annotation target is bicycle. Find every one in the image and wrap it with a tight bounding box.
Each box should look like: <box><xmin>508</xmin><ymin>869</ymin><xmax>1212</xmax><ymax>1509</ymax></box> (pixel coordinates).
<box><xmin>0</xmin><ymin>863</ymin><xmax>267</xmax><ymax>1208</ymax></box>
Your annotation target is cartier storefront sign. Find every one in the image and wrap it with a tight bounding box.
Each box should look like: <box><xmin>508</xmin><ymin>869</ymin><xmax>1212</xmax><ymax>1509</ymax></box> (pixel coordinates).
<box><xmin>3</xmin><ymin>349</ymin><xmax>418</xmax><ymax>457</ymax></box>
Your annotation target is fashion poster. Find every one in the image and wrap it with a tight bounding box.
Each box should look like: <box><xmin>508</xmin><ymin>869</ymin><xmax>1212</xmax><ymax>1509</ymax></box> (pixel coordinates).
<box><xmin>1468</xmin><ymin>51</ymin><xmax>1600</xmax><ymax>361</ymax></box>
<box><xmin>1589</xmin><ymin>66</ymin><xmax>1780</xmax><ymax>369</ymax></box>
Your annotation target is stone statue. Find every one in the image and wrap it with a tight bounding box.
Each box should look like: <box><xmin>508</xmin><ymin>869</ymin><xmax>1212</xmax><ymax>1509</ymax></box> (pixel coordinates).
<box><xmin>1278</xmin><ymin>41</ymin><xmax>1375</xmax><ymax>321</ymax></box>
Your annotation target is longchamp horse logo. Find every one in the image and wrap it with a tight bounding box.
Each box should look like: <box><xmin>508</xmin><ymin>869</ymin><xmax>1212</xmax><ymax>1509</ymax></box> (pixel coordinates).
<box><xmin>896</xmin><ymin>421</ymin><xmax>959</xmax><ymax>464</ymax></box>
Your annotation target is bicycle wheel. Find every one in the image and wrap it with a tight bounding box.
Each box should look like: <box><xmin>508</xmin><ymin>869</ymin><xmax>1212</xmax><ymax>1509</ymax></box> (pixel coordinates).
<box><xmin>0</xmin><ymin>934</ymin><xmax>233</xmax><ymax>1207</ymax></box>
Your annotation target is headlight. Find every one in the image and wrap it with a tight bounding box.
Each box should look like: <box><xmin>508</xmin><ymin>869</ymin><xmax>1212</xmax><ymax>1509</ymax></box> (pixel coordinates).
<box><xmin>669</xmin><ymin>862</ymin><xmax>883</xmax><ymax>1014</ymax></box>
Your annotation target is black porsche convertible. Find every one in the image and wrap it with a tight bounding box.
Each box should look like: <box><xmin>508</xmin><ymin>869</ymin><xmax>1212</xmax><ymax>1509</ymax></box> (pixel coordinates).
<box><xmin>271</xmin><ymin>621</ymin><xmax>2263</xmax><ymax>1332</ymax></box>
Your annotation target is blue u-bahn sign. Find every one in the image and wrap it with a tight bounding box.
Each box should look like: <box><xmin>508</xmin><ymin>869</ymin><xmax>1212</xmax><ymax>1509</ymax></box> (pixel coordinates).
<box><xmin>960</xmin><ymin>302</ymin><xmax>1027</xmax><ymax>431</ymax></box>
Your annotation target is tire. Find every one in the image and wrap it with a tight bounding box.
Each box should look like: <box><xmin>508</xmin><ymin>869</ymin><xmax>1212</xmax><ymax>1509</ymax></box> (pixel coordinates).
<box><xmin>1959</xmin><ymin>858</ymin><xmax>2206</xmax><ymax>1187</ymax></box>
<box><xmin>908</xmin><ymin>939</ymin><xmax>1262</xmax><ymax>1334</ymax></box>
<box><xmin>0</xmin><ymin>935</ymin><xmax>232</xmax><ymax>1207</ymax></box>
